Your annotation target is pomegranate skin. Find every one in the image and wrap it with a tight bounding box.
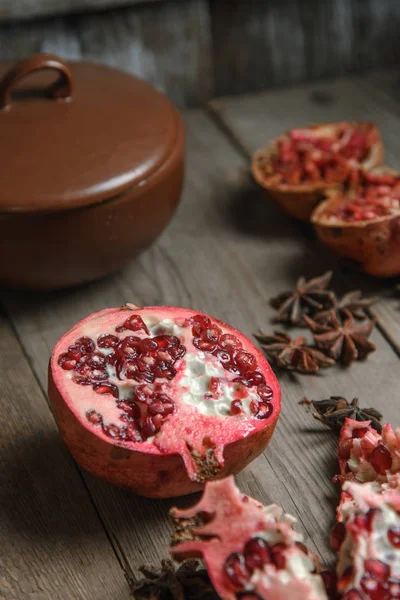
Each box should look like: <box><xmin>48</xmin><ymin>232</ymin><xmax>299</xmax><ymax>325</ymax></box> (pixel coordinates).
<box><xmin>252</xmin><ymin>121</ymin><xmax>383</xmax><ymax>223</ymax></box>
<box><xmin>48</xmin><ymin>305</ymin><xmax>281</xmax><ymax>498</ymax></box>
<box><xmin>312</xmin><ymin>188</ymin><xmax>400</xmax><ymax>278</ymax></box>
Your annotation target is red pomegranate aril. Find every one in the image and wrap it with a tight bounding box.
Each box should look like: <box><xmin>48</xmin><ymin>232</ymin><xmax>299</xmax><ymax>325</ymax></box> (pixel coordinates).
<box><xmin>342</xmin><ymin>591</ymin><xmax>363</xmax><ymax>600</ymax></box>
<box><xmin>86</xmin><ymin>409</ymin><xmax>103</xmax><ymax>424</ymax></box>
<box><xmin>370</xmin><ymin>445</ymin><xmax>393</xmax><ymax>475</ymax></box>
<box><xmin>148</xmin><ymin>395</ymin><xmax>174</xmax><ymax>417</ymax></box>
<box><xmin>73</xmin><ymin>336</ymin><xmax>95</xmax><ymax>354</ymax></box>
<box><xmin>330</xmin><ymin>521</ymin><xmax>346</xmax><ymax>552</ymax></box>
<box><xmin>201</xmin><ymin>326</ymin><xmax>222</xmax><ymax>344</ymax></box>
<box><xmin>245</xmin><ymin>371</ymin><xmax>266</xmax><ymax>387</ymax></box>
<box><xmin>116</xmin><ymin>315</ymin><xmax>149</xmax><ymax>334</ymax></box>
<box><xmin>230</xmin><ymin>399</ymin><xmax>243</xmax><ymax>415</ymax></box>
<box><xmin>224</xmin><ymin>553</ymin><xmax>249</xmax><ymax>589</ymax></box>
<box><xmin>351</xmin><ymin>427</ymin><xmax>369</xmax><ymax>439</ymax></box>
<box><xmin>251</xmin><ymin>400</ymin><xmax>273</xmax><ymax>420</ymax></box>
<box><xmin>193</xmin><ymin>338</ymin><xmax>217</xmax><ymax>353</ymax></box>
<box><xmin>257</xmin><ymin>385</ymin><xmax>273</xmax><ymax>401</ymax></box>
<box><xmin>97</xmin><ymin>333</ymin><xmax>120</xmax><ymax>348</ymax></box>
<box><xmin>243</xmin><ymin>537</ymin><xmax>271</xmax><ymax>572</ymax></box>
<box><xmin>93</xmin><ymin>382</ymin><xmax>119</xmax><ymax>398</ymax></box>
<box><xmin>209</xmin><ymin>377</ymin><xmax>220</xmax><ymax>394</ymax></box>
<box><xmin>102</xmin><ymin>423</ymin><xmax>120</xmax><ymax>439</ymax></box>
<box><xmin>219</xmin><ymin>334</ymin><xmax>243</xmax><ymax>352</ymax></box>
<box><xmin>235</xmin><ymin>351</ymin><xmax>257</xmax><ymax>372</ymax></box>
<box><xmin>216</xmin><ymin>350</ymin><xmax>231</xmax><ymax>365</ymax></box>
<box><xmin>270</xmin><ymin>543</ymin><xmax>286</xmax><ymax>569</ymax></box>
<box><xmin>72</xmin><ymin>375</ymin><xmax>92</xmax><ymax>385</ymax></box>
<box><xmin>141</xmin><ymin>417</ymin><xmax>158</xmax><ymax>439</ymax></box>
<box><xmin>58</xmin><ymin>352</ymin><xmax>77</xmax><ymax>370</ymax></box>
<box><xmin>388</xmin><ymin>527</ymin><xmax>400</xmax><ymax>549</ymax></box>
<box><xmin>169</xmin><ymin>345</ymin><xmax>186</xmax><ymax>360</ymax></box>
<box><xmin>364</xmin><ymin>559</ymin><xmax>390</xmax><ymax>583</ymax></box>
<box><xmin>136</xmin><ymin>371</ymin><xmax>155</xmax><ymax>384</ymax></box>
<box><xmin>338</xmin><ymin>438</ymin><xmax>354</xmax><ymax>461</ymax></box>
<box><xmin>140</xmin><ymin>338</ymin><xmax>159</xmax><ymax>353</ymax></box>
<box><xmin>125</xmin><ymin>423</ymin><xmax>142</xmax><ymax>442</ymax></box>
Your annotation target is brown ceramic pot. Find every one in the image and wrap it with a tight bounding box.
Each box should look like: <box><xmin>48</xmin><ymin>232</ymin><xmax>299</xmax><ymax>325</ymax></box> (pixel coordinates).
<box><xmin>0</xmin><ymin>54</ymin><xmax>185</xmax><ymax>289</ymax></box>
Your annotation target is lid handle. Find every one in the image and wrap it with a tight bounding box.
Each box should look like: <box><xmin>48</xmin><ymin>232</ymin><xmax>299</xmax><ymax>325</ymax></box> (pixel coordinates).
<box><xmin>0</xmin><ymin>53</ymin><xmax>73</xmax><ymax>110</ymax></box>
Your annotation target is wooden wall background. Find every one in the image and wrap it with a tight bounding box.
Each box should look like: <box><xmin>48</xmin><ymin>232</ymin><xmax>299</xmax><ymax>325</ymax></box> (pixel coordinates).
<box><xmin>0</xmin><ymin>0</ymin><xmax>400</xmax><ymax>107</ymax></box>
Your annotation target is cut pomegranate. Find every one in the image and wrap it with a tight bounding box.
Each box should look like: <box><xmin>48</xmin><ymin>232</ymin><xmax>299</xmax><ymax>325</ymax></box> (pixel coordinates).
<box><xmin>48</xmin><ymin>305</ymin><xmax>281</xmax><ymax>498</ymax></box>
<box><xmin>312</xmin><ymin>168</ymin><xmax>400</xmax><ymax>277</ymax></box>
<box><xmin>335</xmin><ymin>482</ymin><xmax>400</xmax><ymax>600</ymax></box>
<box><xmin>170</xmin><ymin>477</ymin><xmax>328</xmax><ymax>600</ymax></box>
<box><xmin>252</xmin><ymin>121</ymin><xmax>383</xmax><ymax>222</ymax></box>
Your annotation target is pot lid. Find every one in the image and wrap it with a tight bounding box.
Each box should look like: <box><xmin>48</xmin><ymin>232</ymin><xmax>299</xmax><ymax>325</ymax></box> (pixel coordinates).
<box><xmin>0</xmin><ymin>54</ymin><xmax>181</xmax><ymax>213</ymax></box>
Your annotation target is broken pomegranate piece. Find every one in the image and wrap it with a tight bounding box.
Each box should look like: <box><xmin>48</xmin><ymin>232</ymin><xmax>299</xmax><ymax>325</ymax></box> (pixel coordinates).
<box><xmin>170</xmin><ymin>477</ymin><xmax>328</xmax><ymax>599</ymax></box>
<box><xmin>252</xmin><ymin>121</ymin><xmax>383</xmax><ymax>221</ymax></box>
<box><xmin>335</xmin><ymin>482</ymin><xmax>400</xmax><ymax>600</ymax></box>
<box><xmin>48</xmin><ymin>305</ymin><xmax>281</xmax><ymax>497</ymax></box>
<box><xmin>312</xmin><ymin>168</ymin><xmax>400</xmax><ymax>277</ymax></box>
<box><xmin>334</xmin><ymin>418</ymin><xmax>400</xmax><ymax>518</ymax></box>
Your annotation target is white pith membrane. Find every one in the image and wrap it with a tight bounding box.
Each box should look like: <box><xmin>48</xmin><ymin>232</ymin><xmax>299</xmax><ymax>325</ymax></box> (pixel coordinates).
<box><xmin>337</xmin><ymin>482</ymin><xmax>400</xmax><ymax>597</ymax></box>
<box><xmin>52</xmin><ymin>307</ymin><xmax>278</xmax><ymax>480</ymax></box>
<box><xmin>170</xmin><ymin>477</ymin><xmax>328</xmax><ymax>600</ymax></box>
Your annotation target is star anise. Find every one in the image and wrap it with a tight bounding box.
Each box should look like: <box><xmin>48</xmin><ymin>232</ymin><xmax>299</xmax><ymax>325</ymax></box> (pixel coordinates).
<box><xmin>312</xmin><ymin>290</ymin><xmax>377</xmax><ymax>323</ymax></box>
<box><xmin>133</xmin><ymin>560</ymin><xmax>217</xmax><ymax>600</ymax></box>
<box><xmin>303</xmin><ymin>310</ymin><xmax>376</xmax><ymax>365</ymax></box>
<box><xmin>312</xmin><ymin>396</ymin><xmax>382</xmax><ymax>433</ymax></box>
<box><xmin>254</xmin><ymin>330</ymin><xmax>335</xmax><ymax>374</ymax></box>
<box><xmin>270</xmin><ymin>271</ymin><xmax>334</xmax><ymax>325</ymax></box>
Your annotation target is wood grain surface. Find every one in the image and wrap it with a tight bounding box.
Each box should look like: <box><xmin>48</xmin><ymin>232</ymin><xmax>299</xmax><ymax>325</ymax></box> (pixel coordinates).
<box><xmin>1</xmin><ymin>72</ymin><xmax>400</xmax><ymax>598</ymax></box>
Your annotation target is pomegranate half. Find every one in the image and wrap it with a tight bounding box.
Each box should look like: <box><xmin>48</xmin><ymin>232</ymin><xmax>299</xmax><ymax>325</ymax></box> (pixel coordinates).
<box><xmin>48</xmin><ymin>304</ymin><xmax>281</xmax><ymax>498</ymax></box>
<box><xmin>252</xmin><ymin>121</ymin><xmax>383</xmax><ymax>222</ymax></box>
<box><xmin>312</xmin><ymin>169</ymin><xmax>400</xmax><ymax>277</ymax></box>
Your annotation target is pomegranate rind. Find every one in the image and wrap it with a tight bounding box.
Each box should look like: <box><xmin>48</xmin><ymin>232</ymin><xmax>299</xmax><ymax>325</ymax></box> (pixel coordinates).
<box><xmin>336</xmin><ymin>482</ymin><xmax>400</xmax><ymax>596</ymax></box>
<box><xmin>251</xmin><ymin>121</ymin><xmax>383</xmax><ymax>223</ymax></box>
<box><xmin>170</xmin><ymin>477</ymin><xmax>328</xmax><ymax>600</ymax></box>
<box><xmin>311</xmin><ymin>168</ymin><xmax>400</xmax><ymax>277</ymax></box>
<box><xmin>48</xmin><ymin>305</ymin><xmax>281</xmax><ymax>498</ymax></box>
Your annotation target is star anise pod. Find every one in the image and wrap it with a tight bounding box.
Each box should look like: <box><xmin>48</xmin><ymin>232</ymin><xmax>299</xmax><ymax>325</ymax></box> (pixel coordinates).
<box><xmin>312</xmin><ymin>396</ymin><xmax>382</xmax><ymax>433</ymax></box>
<box><xmin>270</xmin><ymin>271</ymin><xmax>335</xmax><ymax>325</ymax></box>
<box><xmin>133</xmin><ymin>560</ymin><xmax>217</xmax><ymax>600</ymax></box>
<box><xmin>254</xmin><ymin>330</ymin><xmax>335</xmax><ymax>374</ymax></box>
<box><xmin>303</xmin><ymin>310</ymin><xmax>376</xmax><ymax>365</ymax></box>
<box><xmin>312</xmin><ymin>290</ymin><xmax>377</xmax><ymax>323</ymax></box>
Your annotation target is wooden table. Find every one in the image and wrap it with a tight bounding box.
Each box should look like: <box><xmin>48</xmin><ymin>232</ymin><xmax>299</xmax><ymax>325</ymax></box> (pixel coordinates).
<box><xmin>1</xmin><ymin>69</ymin><xmax>400</xmax><ymax>600</ymax></box>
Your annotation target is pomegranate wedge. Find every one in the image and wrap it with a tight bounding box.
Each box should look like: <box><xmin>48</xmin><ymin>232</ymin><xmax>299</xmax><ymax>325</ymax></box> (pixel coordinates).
<box><xmin>48</xmin><ymin>305</ymin><xmax>280</xmax><ymax>497</ymax></box>
<box><xmin>170</xmin><ymin>477</ymin><xmax>328</xmax><ymax>600</ymax></box>
<box><xmin>335</xmin><ymin>482</ymin><xmax>400</xmax><ymax>600</ymax></box>
<box><xmin>252</xmin><ymin>121</ymin><xmax>383</xmax><ymax>222</ymax></box>
<box><xmin>312</xmin><ymin>168</ymin><xmax>400</xmax><ymax>277</ymax></box>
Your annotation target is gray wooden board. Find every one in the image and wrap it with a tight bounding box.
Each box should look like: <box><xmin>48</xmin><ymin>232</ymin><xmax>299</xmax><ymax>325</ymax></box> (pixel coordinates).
<box><xmin>209</xmin><ymin>76</ymin><xmax>400</xmax><ymax>354</ymax></box>
<box><xmin>1</xmin><ymin>109</ymin><xmax>400</xmax><ymax>585</ymax></box>
<box><xmin>0</xmin><ymin>310</ymin><xmax>129</xmax><ymax>599</ymax></box>
<box><xmin>0</xmin><ymin>0</ymin><xmax>213</xmax><ymax>108</ymax></box>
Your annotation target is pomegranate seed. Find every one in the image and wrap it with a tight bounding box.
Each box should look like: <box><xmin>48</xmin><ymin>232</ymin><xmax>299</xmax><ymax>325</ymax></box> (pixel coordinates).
<box><xmin>141</xmin><ymin>417</ymin><xmax>158</xmax><ymax>439</ymax></box>
<box><xmin>193</xmin><ymin>338</ymin><xmax>217</xmax><ymax>353</ymax></box>
<box><xmin>216</xmin><ymin>350</ymin><xmax>231</xmax><ymax>365</ymax></box>
<box><xmin>224</xmin><ymin>553</ymin><xmax>249</xmax><ymax>589</ymax></box>
<box><xmin>86</xmin><ymin>409</ymin><xmax>102</xmax><ymax>424</ymax></box>
<box><xmin>230</xmin><ymin>399</ymin><xmax>243</xmax><ymax>415</ymax></box>
<box><xmin>116</xmin><ymin>315</ymin><xmax>149</xmax><ymax>334</ymax></box>
<box><xmin>225</xmin><ymin>364</ymin><xmax>241</xmax><ymax>375</ymax></box>
<box><xmin>148</xmin><ymin>394</ymin><xmax>175</xmax><ymax>416</ymax></box>
<box><xmin>257</xmin><ymin>384</ymin><xmax>273</xmax><ymax>401</ymax></box>
<box><xmin>73</xmin><ymin>336</ymin><xmax>95</xmax><ymax>355</ymax></box>
<box><xmin>338</xmin><ymin>567</ymin><xmax>354</xmax><ymax>592</ymax></box>
<box><xmin>124</xmin><ymin>423</ymin><xmax>142</xmax><ymax>442</ymax></box>
<box><xmin>118</xmin><ymin>402</ymin><xmax>141</xmax><ymax>420</ymax></box>
<box><xmin>330</xmin><ymin>522</ymin><xmax>346</xmax><ymax>552</ymax></box>
<box><xmin>76</xmin><ymin>364</ymin><xmax>108</xmax><ymax>381</ymax></box>
<box><xmin>235</xmin><ymin>351</ymin><xmax>257</xmax><ymax>371</ymax></box>
<box><xmin>364</xmin><ymin>559</ymin><xmax>390</xmax><ymax>582</ymax></box>
<box><xmin>58</xmin><ymin>352</ymin><xmax>77</xmax><ymax>370</ymax></box>
<box><xmin>140</xmin><ymin>338</ymin><xmax>158</xmax><ymax>353</ymax></box>
<box><xmin>135</xmin><ymin>371</ymin><xmax>155</xmax><ymax>383</ymax></box>
<box><xmin>93</xmin><ymin>382</ymin><xmax>119</xmax><ymax>398</ymax></box>
<box><xmin>97</xmin><ymin>334</ymin><xmax>119</xmax><ymax>348</ymax></box>
<box><xmin>169</xmin><ymin>345</ymin><xmax>186</xmax><ymax>360</ymax></box>
<box><xmin>72</xmin><ymin>375</ymin><xmax>92</xmax><ymax>385</ymax></box>
<box><xmin>67</xmin><ymin>346</ymin><xmax>82</xmax><ymax>361</ymax></box>
<box><xmin>251</xmin><ymin>400</ymin><xmax>273</xmax><ymax>420</ymax></box>
<box><xmin>342</xmin><ymin>591</ymin><xmax>363</xmax><ymax>600</ymax></box>
<box><xmin>209</xmin><ymin>377</ymin><xmax>220</xmax><ymax>394</ymax></box>
<box><xmin>370</xmin><ymin>445</ymin><xmax>392</xmax><ymax>474</ymax></box>
<box><xmin>270</xmin><ymin>543</ymin><xmax>286</xmax><ymax>569</ymax></box>
<box><xmin>190</xmin><ymin>314</ymin><xmax>211</xmax><ymax>329</ymax></box>
<box><xmin>338</xmin><ymin>438</ymin><xmax>354</xmax><ymax>460</ymax></box>
<box><xmin>135</xmin><ymin>385</ymin><xmax>153</xmax><ymax>403</ymax></box>
<box><xmin>102</xmin><ymin>424</ymin><xmax>120</xmax><ymax>439</ymax></box>
<box><xmin>86</xmin><ymin>352</ymin><xmax>107</xmax><ymax>368</ymax></box>
<box><xmin>244</xmin><ymin>371</ymin><xmax>265</xmax><ymax>387</ymax></box>
<box><xmin>388</xmin><ymin>527</ymin><xmax>400</xmax><ymax>548</ymax></box>
<box><xmin>243</xmin><ymin>537</ymin><xmax>271</xmax><ymax>572</ymax></box>
<box><xmin>201</xmin><ymin>326</ymin><xmax>221</xmax><ymax>344</ymax></box>
<box><xmin>137</xmin><ymin>355</ymin><xmax>156</xmax><ymax>372</ymax></box>
<box><xmin>219</xmin><ymin>334</ymin><xmax>242</xmax><ymax>352</ymax></box>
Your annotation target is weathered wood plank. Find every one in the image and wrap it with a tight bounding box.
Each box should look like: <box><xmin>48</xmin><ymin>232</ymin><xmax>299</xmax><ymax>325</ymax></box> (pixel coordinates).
<box><xmin>209</xmin><ymin>76</ymin><xmax>400</xmax><ymax>353</ymax></box>
<box><xmin>210</xmin><ymin>0</ymin><xmax>400</xmax><ymax>97</ymax></box>
<box><xmin>2</xmin><ymin>110</ymin><xmax>399</xmax><ymax>574</ymax></box>
<box><xmin>0</xmin><ymin>0</ymin><xmax>212</xmax><ymax>108</ymax></box>
<box><xmin>0</xmin><ymin>0</ymin><xmax>161</xmax><ymax>21</ymax></box>
<box><xmin>0</xmin><ymin>309</ymin><xmax>129</xmax><ymax>599</ymax></box>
